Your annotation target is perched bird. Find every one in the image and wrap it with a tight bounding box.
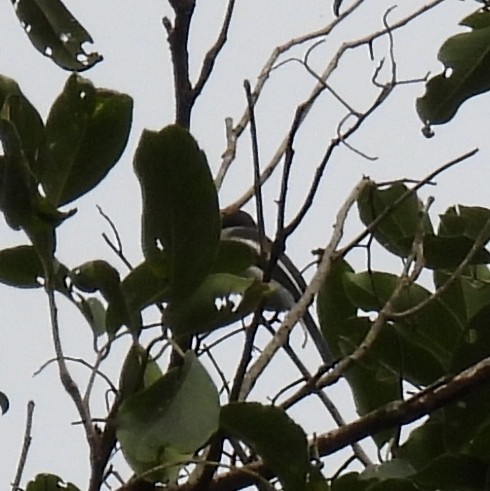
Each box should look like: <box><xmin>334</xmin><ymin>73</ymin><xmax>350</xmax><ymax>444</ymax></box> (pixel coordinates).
<box><xmin>221</xmin><ymin>209</ymin><xmax>333</xmax><ymax>366</ymax></box>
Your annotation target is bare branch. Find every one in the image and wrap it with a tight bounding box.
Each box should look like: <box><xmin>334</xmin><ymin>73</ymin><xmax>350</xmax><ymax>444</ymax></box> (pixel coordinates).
<box><xmin>192</xmin><ymin>0</ymin><xmax>237</xmax><ymax>100</ymax></box>
<box><xmin>240</xmin><ymin>178</ymin><xmax>369</xmax><ymax>399</ymax></box>
<box><xmin>189</xmin><ymin>355</ymin><xmax>490</xmax><ymax>491</ymax></box>
<box><xmin>219</xmin><ymin>0</ymin><xmax>448</xmax><ymax>205</ymax></box>
<box><xmin>11</xmin><ymin>401</ymin><xmax>35</xmax><ymax>491</ymax></box>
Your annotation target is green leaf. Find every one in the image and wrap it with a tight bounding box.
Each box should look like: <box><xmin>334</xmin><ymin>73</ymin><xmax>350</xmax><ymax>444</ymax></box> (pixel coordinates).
<box><xmin>317</xmin><ymin>258</ymin><xmax>356</xmax><ymax>359</ymax></box>
<box><xmin>26</xmin><ymin>474</ymin><xmax>81</xmax><ymax>491</ymax></box>
<box><xmin>78</xmin><ymin>296</ymin><xmax>106</xmax><ymax>337</ymax></box>
<box><xmin>451</xmin><ymin>303</ymin><xmax>490</xmax><ymax>372</ymax></box>
<box><xmin>417</xmin><ymin>11</ymin><xmax>490</xmax><ymax>126</ymax></box>
<box><xmin>0</xmin><ymin>245</ymin><xmax>44</xmax><ymax>288</ymax></box>
<box><xmin>441</xmin><ymin>382</ymin><xmax>490</xmax><ymax>455</ymax></box>
<box><xmin>0</xmin><ymin>391</ymin><xmax>9</xmax><ymax>415</ymax></box>
<box><xmin>398</xmin><ymin>418</ymin><xmax>447</xmax><ymax>470</ymax></box>
<box><xmin>213</xmin><ymin>239</ymin><xmax>256</xmax><ymax>274</ymax></box>
<box><xmin>163</xmin><ymin>273</ymin><xmax>271</xmax><ymax>335</ymax></box>
<box><xmin>116</xmin><ymin>351</ymin><xmax>219</xmax><ymax>483</ymax></box>
<box><xmin>120</xmin><ymin>259</ymin><xmax>169</xmax><ymax>314</ymax></box>
<box><xmin>357</xmin><ymin>180</ymin><xmax>432</xmax><ymax>259</ymax></box>
<box><xmin>71</xmin><ymin>260</ymin><xmax>120</xmax><ymax>295</ymax></box>
<box><xmin>360</xmin><ymin>459</ymin><xmax>415</xmax><ymax>481</ymax></box>
<box><xmin>306</xmin><ymin>466</ymin><xmax>330</xmax><ymax>491</ymax></box>
<box><xmin>434</xmin><ymin>264</ymin><xmax>490</xmax><ymax>326</ymax></box>
<box><xmin>344</xmin><ymin>271</ymin><xmax>463</xmax><ymax>369</ymax></box>
<box><xmin>439</xmin><ymin>205</ymin><xmax>490</xmax><ymax>242</ymax></box>
<box><xmin>0</xmin><ymin>74</ymin><xmax>44</xmax><ymax>165</ymax></box>
<box><xmin>12</xmin><ymin>0</ymin><xmax>102</xmax><ymax>71</ymax></box>
<box><xmin>39</xmin><ymin>74</ymin><xmax>133</xmax><ymax>206</ymax></box>
<box><xmin>134</xmin><ymin>124</ymin><xmax>220</xmax><ymax>301</ymax></box>
<box><xmin>119</xmin><ymin>343</ymin><xmax>163</xmax><ymax>401</ymax></box>
<box><xmin>71</xmin><ymin>260</ymin><xmax>135</xmax><ymax>336</ymax></box>
<box><xmin>413</xmin><ymin>454</ymin><xmax>488</xmax><ymax>490</ymax></box>
<box><xmin>0</xmin><ymin>119</ymin><xmax>74</xmax><ymax>267</ymax></box>
<box><xmin>368</xmin><ymin>479</ymin><xmax>420</xmax><ymax>491</ymax></box>
<box><xmin>331</xmin><ymin>472</ymin><xmax>369</xmax><ymax>491</ymax></box>
<box><xmin>220</xmin><ymin>402</ymin><xmax>310</xmax><ymax>491</ymax></box>
<box><xmin>423</xmin><ymin>234</ymin><xmax>490</xmax><ymax>269</ymax></box>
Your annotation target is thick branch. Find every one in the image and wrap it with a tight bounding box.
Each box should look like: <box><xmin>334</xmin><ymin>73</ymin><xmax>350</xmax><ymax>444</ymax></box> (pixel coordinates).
<box><xmin>175</xmin><ymin>356</ymin><xmax>490</xmax><ymax>491</ymax></box>
<box><xmin>167</xmin><ymin>0</ymin><xmax>195</xmax><ymax>128</ymax></box>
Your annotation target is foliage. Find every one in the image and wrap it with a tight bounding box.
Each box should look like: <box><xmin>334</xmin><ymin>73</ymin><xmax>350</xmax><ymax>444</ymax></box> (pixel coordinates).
<box><xmin>2</xmin><ymin>1</ymin><xmax>490</xmax><ymax>491</ymax></box>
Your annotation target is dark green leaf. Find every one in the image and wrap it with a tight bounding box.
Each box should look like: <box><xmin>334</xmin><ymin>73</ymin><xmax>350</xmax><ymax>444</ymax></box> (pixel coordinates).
<box><xmin>441</xmin><ymin>382</ymin><xmax>490</xmax><ymax>454</ymax></box>
<box><xmin>71</xmin><ymin>260</ymin><xmax>136</xmax><ymax>336</ymax></box>
<box><xmin>163</xmin><ymin>273</ymin><xmax>271</xmax><ymax>335</ymax></box>
<box><xmin>39</xmin><ymin>74</ymin><xmax>133</xmax><ymax>206</ymax></box>
<box><xmin>398</xmin><ymin>418</ymin><xmax>447</xmax><ymax>470</ymax></box>
<box><xmin>368</xmin><ymin>479</ymin><xmax>420</xmax><ymax>491</ymax></box>
<box><xmin>424</xmin><ymin>235</ymin><xmax>490</xmax><ymax>269</ymax></box>
<box><xmin>212</xmin><ymin>239</ymin><xmax>256</xmax><ymax>274</ymax></box>
<box><xmin>134</xmin><ymin>124</ymin><xmax>220</xmax><ymax>301</ymax></box>
<box><xmin>0</xmin><ymin>74</ymin><xmax>44</xmax><ymax>165</ymax></box>
<box><xmin>360</xmin><ymin>460</ymin><xmax>415</xmax><ymax>481</ymax></box>
<box><xmin>439</xmin><ymin>205</ymin><xmax>490</xmax><ymax>242</ymax></box>
<box><xmin>116</xmin><ymin>351</ymin><xmax>219</xmax><ymax>483</ymax></box>
<box><xmin>417</xmin><ymin>11</ymin><xmax>490</xmax><ymax>126</ymax></box>
<box><xmin>0</xmin><ymin>245</ymin><xmax>43</xmax><ymax>288</ymax></box>
<box><xmin>71</xmin><ymin>260</ymin><xmax>120</xmax><ymax>295</ymax></box>
<box><xmin>221</xmin><ymin>402</ymin><xmax>310</xmax><ymax>491</ymax></box>
<box><xmin>434</xmin><ymin>265</ymin><xmax>490</xmax><ymax>326</ymax></box>
<box><xmin>306</xmin><ymin>466</ymin><xmax>330</xmax><ymax>491</ymax></box>
<box><xmin>12</xmin><ymin>0</ymin><xmax>102</xmax><ymax>71</ymax></box>
<box><xmin>120</xmin><ymin>259</ymin><xmax>169</xmax><ymax>314</ymax></box>
<box><xmin>0</xmin><ymin>119</ymin><xmax>73</xmax><ymax>266</ymax></box>
<box><xmin>344</xmin><ymin>271</ymin><xmax>463</xmax><ymax>369</ymax></box>
<box><xmin>317</xmin><ymin>258</ymin><xmax>356</xmax><ymax>359</ymax></box>
<box><xmin>451</xmin><ymin>303</ymin><xmax>490</xmax><ymax>372</ymax></box>
<box><xmin>0</xmin><ymin>391</ymin><xmax>9</xmax><ymax>415</ymax></box>
<box><xmin>357</xmin><ymin>180</ymin><xmax>432</xmax><ymax>259</ymax></box>
<box><xmin>119</xmin><ymin>343</ymin><xmax>163</xmax><ymax>400</ymax></box>
<box><xmin>331</xmin><ymin>472</ymin><xmax>368</xmax><ymax>491</ymax></box>
<box><xmin>413</xmin><ymin>454</ymin><xmax>488</xmax><ymax>490</ymax></box>
<box><xmin>78</xmin><ymin>296</ymin><xmax>106</xmax><ymax>337</ymax></box>
<box><xmin>26</xmin><ymin>474</ymin><xmax>81</xmax><ymax>491</ymax></box>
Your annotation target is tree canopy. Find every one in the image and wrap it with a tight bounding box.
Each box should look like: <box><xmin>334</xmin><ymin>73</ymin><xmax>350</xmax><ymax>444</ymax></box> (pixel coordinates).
<box><xmin>3</xmin><ymin>1</ymin><xmax>490</xmax><ymax>491</ymax></box>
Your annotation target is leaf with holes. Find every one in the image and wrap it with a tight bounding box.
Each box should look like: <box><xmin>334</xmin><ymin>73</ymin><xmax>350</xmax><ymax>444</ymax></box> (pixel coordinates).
<box><xmin>417</xmin><ymin>11</ymin><xmax>490</xmax><ymax>127</ymax></box>
<box><xmin>26</xmin><ymin>474</ymin><xmax>81</xmax><ymax>491</ymax></box>
<box><xmin>39</xmin><ymin>74</ymin><xmax>133</xmax><ymax>207</ymax></box>
<box><xmin>11</xmin><ymin>0</ymin><xmax>102</xmax><ymax>71</ymax></box>
<box><xmin>134</xmin><ymin>125</ymin><xmax>220</xmax><ymax>301</ymax></box>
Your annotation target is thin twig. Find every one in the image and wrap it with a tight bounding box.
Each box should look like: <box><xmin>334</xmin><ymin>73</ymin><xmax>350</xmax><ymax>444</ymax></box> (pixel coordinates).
<box><xmin>11</xmin><ymin>401</ymin><xmax>35</xmax><ymax>491</ymax></box>
<box><xmin>33</xmin><ymin>355</ymin><xmax>117</xmax><ymax>394</ymax></box>
<box><xmin>192</xmin><ymin>0</ymin><xmax>237</xmax><ymax>99</ymax></box>
<box><xmin>221</xmin><ymin>0</ymin><xmax>447</xmax><ymax>208</ymax></box>
<box><xmin>263</xmin><ymin>323</ymin><xmax>373</xmax><ymax>467</ymax></box>
<box><xmin>239</xmin><ymin>179</ymin><xmax>369</xmax><ymax>399</ymax></box>
<box><xmin>97</xmin><ymin>205</ymin><xmax>133</xmax><ymax>271</ymax></box>
<box><xmin>281</xmin><ymin>152</ymin><xmax>479</xmax><ymax>407</ymax></box>
<box><xmin>244</xmin><ymin>80</ymin><xmax>266</xmax><ymax>256</ymax></box>
<box><xmin>179</xmin><ymin>354</ymin><xmax>490</xmax><ymax>491</ymax></box>
<box><xmin>46</xmin><ymin>287</ymin><xmax>99</xmax><ymax>462</ymax></box>
<box><xmin>214</xmin><ymin>0</ymin><xmax>365</xmax><ymax>190</ymax></box>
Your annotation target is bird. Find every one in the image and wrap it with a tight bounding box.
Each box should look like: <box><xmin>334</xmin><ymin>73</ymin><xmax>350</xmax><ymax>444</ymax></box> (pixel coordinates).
<box><xmin>220</xmin><ymin>209</ymin><xmax>334</xmax><ymax>366</ymax></box>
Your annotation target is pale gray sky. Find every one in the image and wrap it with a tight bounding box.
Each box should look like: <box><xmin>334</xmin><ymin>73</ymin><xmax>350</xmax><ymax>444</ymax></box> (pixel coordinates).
<box><xmin>0</xmin><ymin>1</ymin><xmax>486</xmax><ymax>488</ymax></box>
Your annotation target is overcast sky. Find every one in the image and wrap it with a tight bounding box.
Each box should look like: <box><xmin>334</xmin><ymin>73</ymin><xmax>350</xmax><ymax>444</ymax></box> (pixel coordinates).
<box><xmin>0</xmin><ymin>0</ymin><xmax>486</xmax><ymax>488</ymax></box>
